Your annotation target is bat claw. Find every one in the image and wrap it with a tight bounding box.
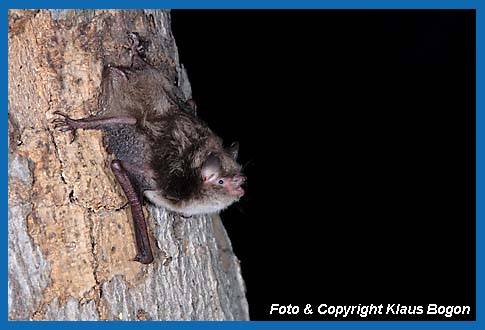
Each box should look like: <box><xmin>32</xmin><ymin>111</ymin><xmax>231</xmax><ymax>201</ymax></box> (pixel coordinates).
<box><xmin>52</xmin><ymin>118</ymin><xmax>69</xmax><ymax>124</ymax></box>
<box><xmin>53</xmin><ymin>110</ymin><xmax>69</xmax><ymax>117</ymax></box>
<box><xmin>70</xmin><ymin>130</ymin><xmax>77</xmax><ymax>144</ymax></box>
<box><xmin>134</xmin><ymin>253</ymin><xmax>154</xmax><ymax>264</ymax></box>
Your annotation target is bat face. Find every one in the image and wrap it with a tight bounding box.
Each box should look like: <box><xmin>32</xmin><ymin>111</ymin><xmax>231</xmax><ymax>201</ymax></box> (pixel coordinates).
<box><xmin>207</xmin><ymin>174</ymin><xmax>246</xmax><ymax>198</ymax></box>
<box><xmin>200</xmin><ymin>152</ymin><xmax>246</xmax><ymax>206</ymax></box>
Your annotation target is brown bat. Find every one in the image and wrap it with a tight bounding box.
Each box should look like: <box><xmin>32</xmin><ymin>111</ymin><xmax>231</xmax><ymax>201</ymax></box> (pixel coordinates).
<box><xmin>53</xmin><ymin>33</ymin><xmax>245</xmax><ymax>264</ymax></box>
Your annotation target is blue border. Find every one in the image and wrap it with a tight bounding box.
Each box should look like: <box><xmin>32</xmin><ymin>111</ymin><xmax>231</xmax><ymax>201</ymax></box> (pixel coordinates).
<box><xmin>3</xmin><ymin>1</ymin><xmax>482</xmax><ymax>329</ymax></box>
<box><xmin>0</xmin><ymin>0</ymin><xmax>483</xmax><ymax>9</ymax></box>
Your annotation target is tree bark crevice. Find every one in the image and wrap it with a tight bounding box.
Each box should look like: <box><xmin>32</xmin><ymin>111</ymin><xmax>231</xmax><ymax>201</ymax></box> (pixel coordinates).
<box><xmin>8</xmin><ymin>9</ymin><xmax>249</xmax><ymax>321</ymax></box>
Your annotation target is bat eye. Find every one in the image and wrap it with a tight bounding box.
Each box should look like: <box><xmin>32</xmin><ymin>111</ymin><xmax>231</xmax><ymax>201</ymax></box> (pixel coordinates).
<box><xmin>218</xmin><ymin>179</ymin><xmax>224</xmax><ymax>185</ymax></box>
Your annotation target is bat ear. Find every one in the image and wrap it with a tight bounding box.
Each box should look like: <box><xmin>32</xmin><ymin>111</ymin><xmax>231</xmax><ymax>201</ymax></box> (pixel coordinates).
<box><xmin>201</xmin><ymin>154</ymin><xmax>221</xmax><ymax>182</ymax></box>
<box><xmin>227</xmin><ymin>142</ymin><xmax>239</xmax><ymax>160</ymax></box>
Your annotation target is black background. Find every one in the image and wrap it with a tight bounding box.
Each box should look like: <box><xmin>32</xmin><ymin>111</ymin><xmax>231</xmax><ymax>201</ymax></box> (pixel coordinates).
<box><xmin>171</xmin><ymin>10</ymin><xmax>475</xmax><ymax>320</ymax></box>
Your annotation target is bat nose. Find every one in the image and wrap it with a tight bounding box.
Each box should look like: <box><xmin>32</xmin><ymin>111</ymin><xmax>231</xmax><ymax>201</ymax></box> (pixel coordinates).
<box><xmin>233</xmin><ymin>175</ymin><xmax>246</xmax><ymax>185</ymax></box>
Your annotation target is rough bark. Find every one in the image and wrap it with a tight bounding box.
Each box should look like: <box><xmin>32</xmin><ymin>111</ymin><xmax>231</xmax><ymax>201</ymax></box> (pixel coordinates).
<box><xmin>8</xmin><ymin>9</ymin><xmax>249</xmax><ymax>321</ymax></box>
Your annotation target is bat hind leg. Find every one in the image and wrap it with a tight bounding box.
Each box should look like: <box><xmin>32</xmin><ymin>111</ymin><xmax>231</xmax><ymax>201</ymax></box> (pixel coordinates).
<box><xmin>53</xmin><ymin>111</ymin><xmax>137</xmax><ymax>143</ymax></box>
<box><xmin>111</xmin><ymin>159</ymin><xmax>154</xmax><ymax>264</ymax></box>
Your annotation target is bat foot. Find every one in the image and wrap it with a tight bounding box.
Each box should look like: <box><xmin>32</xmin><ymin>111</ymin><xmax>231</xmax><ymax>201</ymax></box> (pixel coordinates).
<box><xmin>52</xmin><ymin>111</ymin><xmax>81</xmax><ymax>143</ymax></box>
<box><xmin>127</xmin><ymin>32</ymin><xmax>147</xmax><ymax>68</ymax></box>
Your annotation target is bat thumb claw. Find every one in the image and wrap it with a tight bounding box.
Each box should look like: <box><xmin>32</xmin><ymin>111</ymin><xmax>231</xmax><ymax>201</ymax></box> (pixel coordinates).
<box><xmin>69</xmin><ymin>131</ymin><xmax>77</xmax><ymax>144</ymax></box>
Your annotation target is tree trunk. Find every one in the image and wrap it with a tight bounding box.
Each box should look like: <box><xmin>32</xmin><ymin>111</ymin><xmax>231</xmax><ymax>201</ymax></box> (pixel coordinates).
<box><xmin>8</xmin><ymin>9</ymin><xmax>249</xmax><ymax>321</ymax></box>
